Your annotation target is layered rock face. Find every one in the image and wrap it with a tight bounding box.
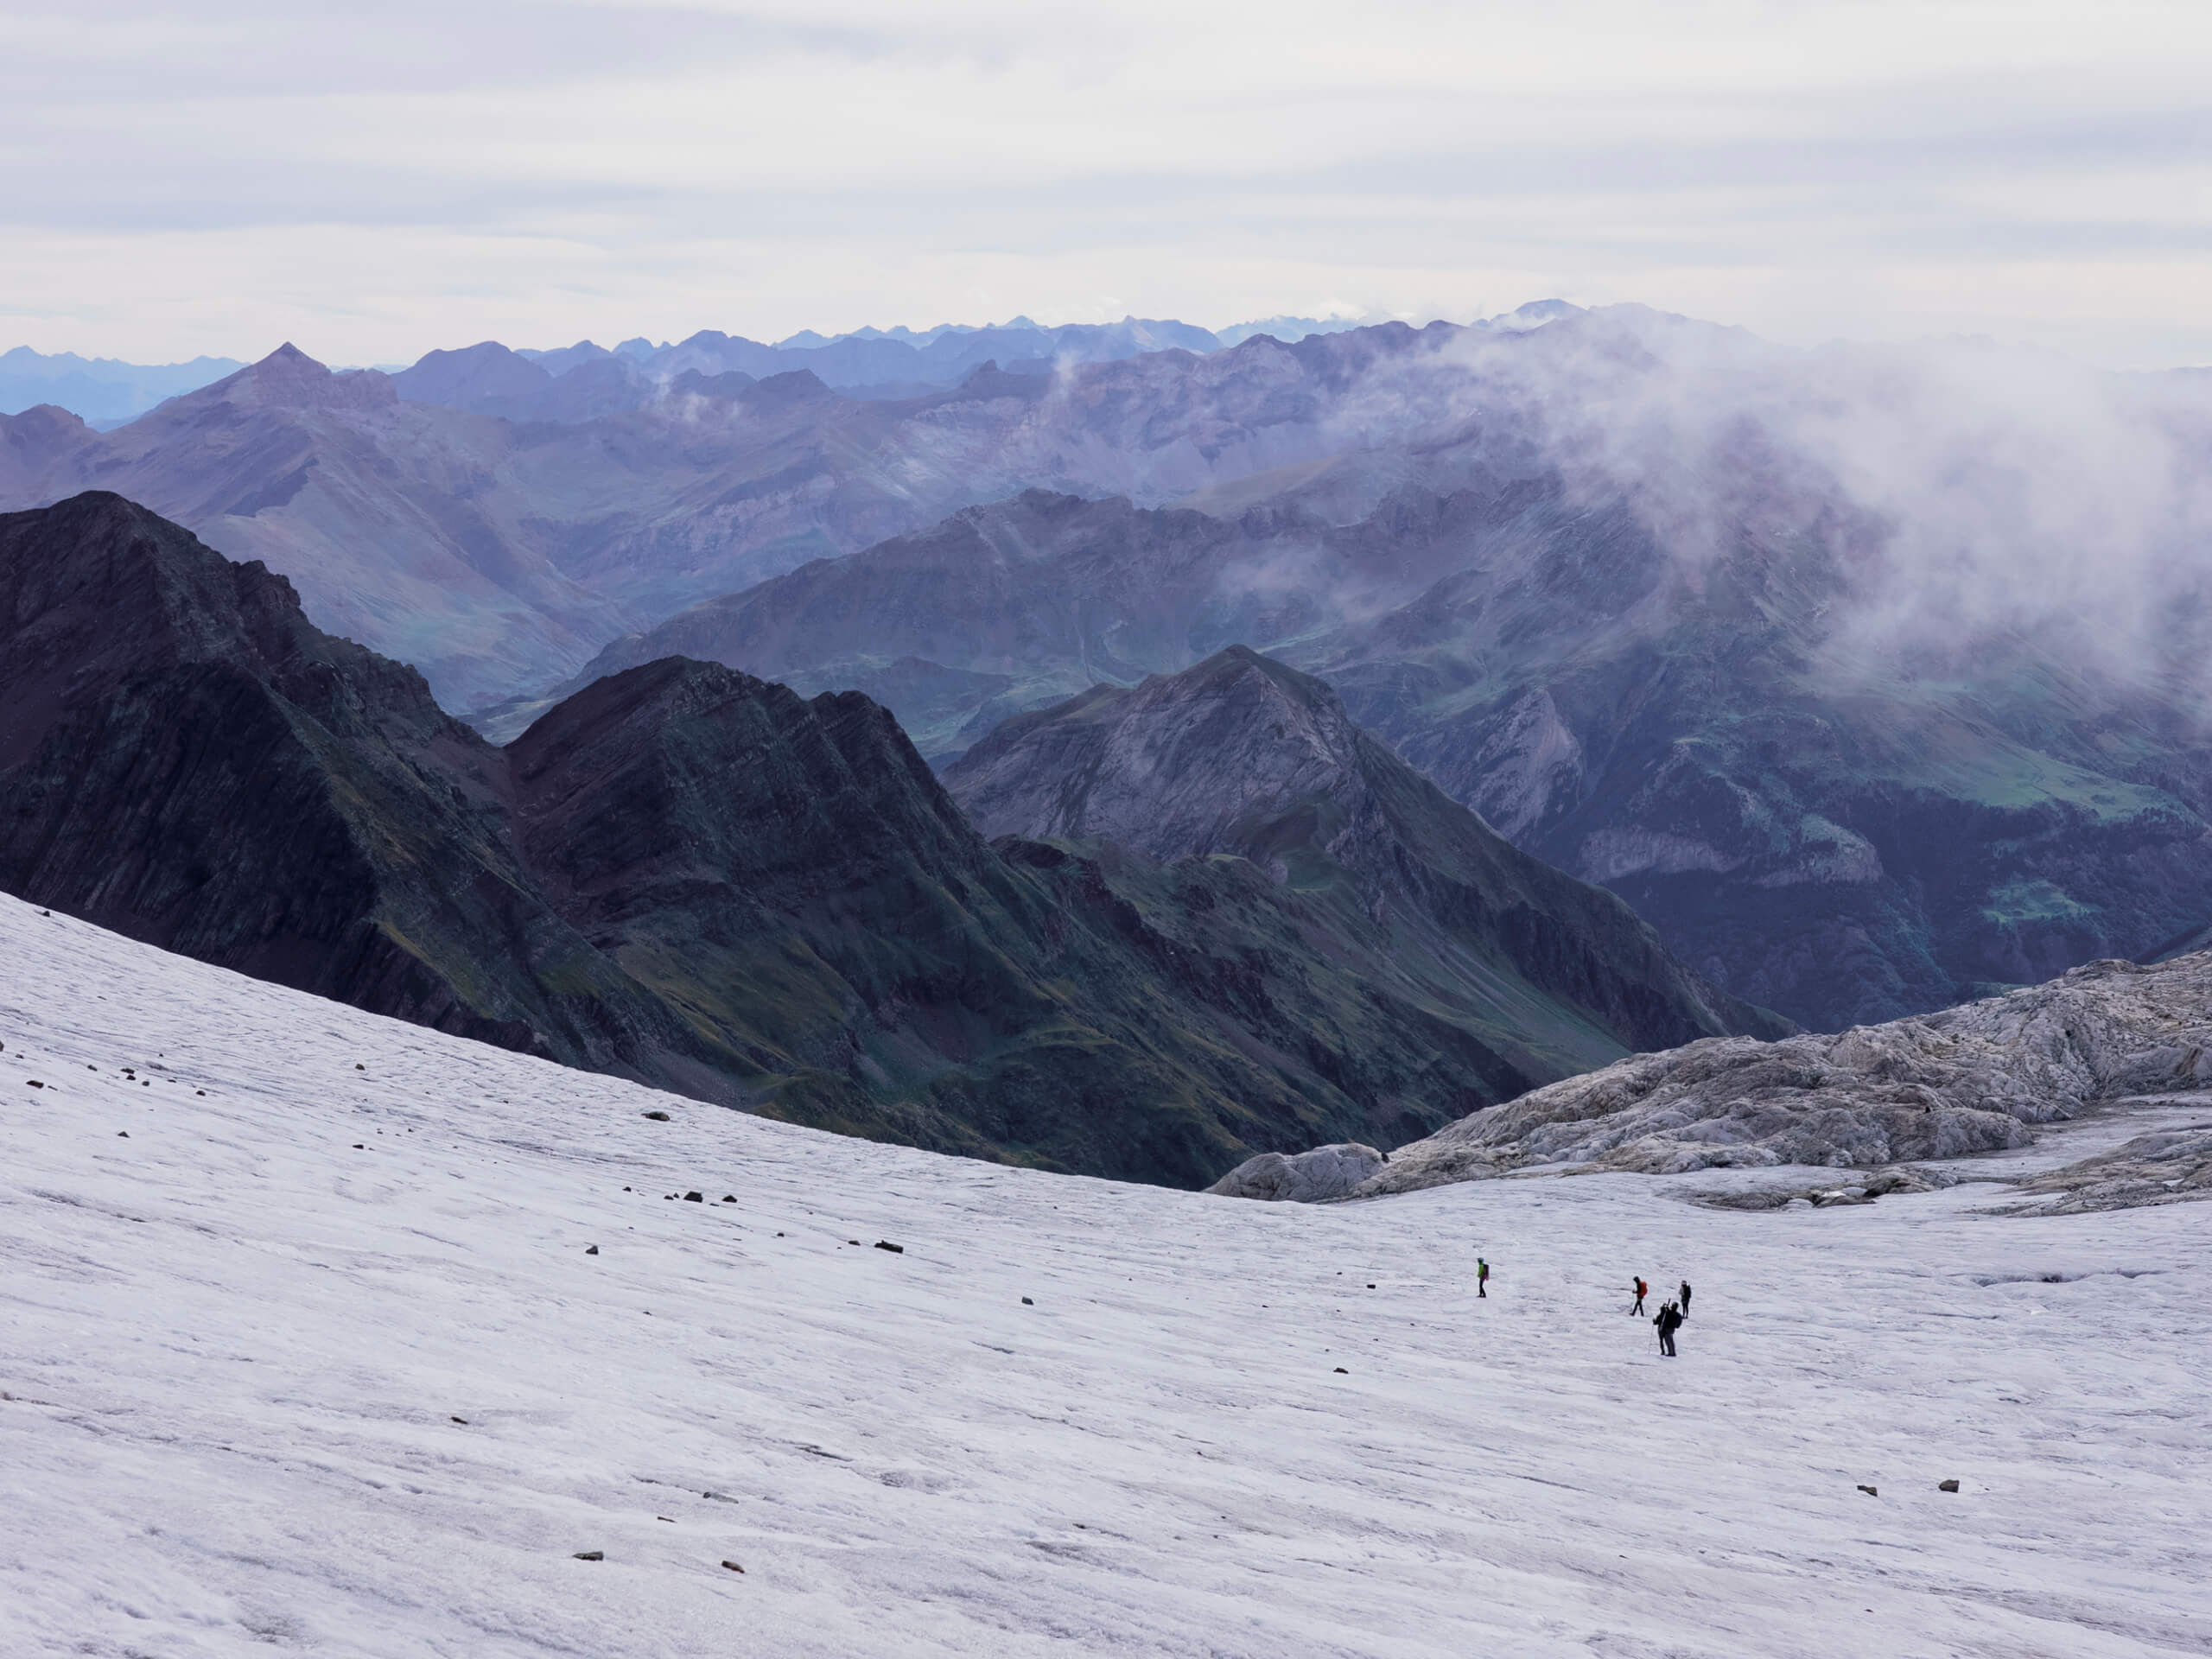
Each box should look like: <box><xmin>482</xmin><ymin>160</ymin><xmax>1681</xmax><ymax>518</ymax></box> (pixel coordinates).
<box><xmin>1</xmin><ymin>495</ymin><xmax>1768</xmax><ymax>1185</ymax></box>
<box><xmin>1341</xmin><ymin>954</ymin><xmax>2212</xmax><ymax>1198</ymax></box>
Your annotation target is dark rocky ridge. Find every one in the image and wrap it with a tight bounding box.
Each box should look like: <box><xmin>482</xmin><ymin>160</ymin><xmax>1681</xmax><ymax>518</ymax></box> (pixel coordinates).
<box><xmin>0</xmin><ymin>493</ymin><xmax>1769</xmax><ymax>1184</ymax></box>
<box><xmin>945</xmin><ymin>646</ymin><xmax>1787</xmax><ymax>1073</ymax></box>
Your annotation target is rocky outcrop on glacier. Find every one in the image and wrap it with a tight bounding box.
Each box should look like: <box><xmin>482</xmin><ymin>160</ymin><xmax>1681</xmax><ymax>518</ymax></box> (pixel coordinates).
<box><xmin>1317</xmin><ymin>954</ymin><xmax>2212</xmax><ymax>1198</ymax></box>
<box><xmin>1207</xmin><ymin>1143</ymin><xmax>1385</xmax><ymax>1202</ymax></box>
<box><xmin>1999</xmin><ymin>1126</ymin><xmax>2212</xmax><ymax>1215</ymax></box>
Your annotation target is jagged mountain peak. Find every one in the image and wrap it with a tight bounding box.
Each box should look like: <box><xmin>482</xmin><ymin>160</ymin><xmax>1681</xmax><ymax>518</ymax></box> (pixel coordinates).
<box><xmin>946</xmin><ymin>646</ymin><xmax>1372</xmax><ymax>863</ymax></box>
<box><xmin>0</xmin><ymin>490</ymin><xmax>454</xmax><ymax>764</ymax></box>
<box><xmin>185</xmin><ymin>343</ymin><xmax>398</xmax><ymax>415</ymax></box>
<box><xmin>947</xmin><ymin>649</ymin><xmax>1787</xmax><ymax>1058</ymax></box>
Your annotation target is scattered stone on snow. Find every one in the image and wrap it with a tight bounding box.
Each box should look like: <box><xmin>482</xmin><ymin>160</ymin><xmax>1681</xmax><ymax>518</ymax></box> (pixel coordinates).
<box><xmin>1021</xmin><ymin>1296</ymin><xmax>1033</xmax><ymax>1306</ymax></box>
<box><xmin>721</xmin><ymin>1560</ymin><xmax>746</xmax><ymax>1573</ymax></box>
<box><xmin>572</xmin><ymin>1550</ymin><xmax>603</xmax><ymax>1561</ymax></box>
<box><xmin>874</xmin><ymin>1240</ymin><xmax>904</xmax><ymax>1253</ymax></box>
<box><xmin>683</xmin><ymin>1192</ymin><xmax>703</xmax><ymax>1202</ymax></box>
<box><xmin>117</xmin><ymin>1131</ymin><xmax>127</xmax><ymax>1138</ymax></box>
<box><xmin>1333</xmin><ymin>1366</ymin><xmax>1348</xmax><ymax>1374</ymax></box>
<box><xmin>585</xmin><ymin>1245</ymin><xmax>600</xmax><ymax>1255</ymax></box>
<box><xmin>1857</xmin><ymin>1484</ymin><xmax>1878</xmax><ymax>1497</ymax></box>
<box><xmin>450</xmin><ymin>1415</ymin><xmax>467</xmax><ymax>1424</ymax></box>
<box><xmin>643</xmin><ymin>1110</ymin><xmax>671</xmax><ymax>1121</ymax></box>
<box><xmin>1939</xmin><ymin>1479</ymin><xmax>1961</xmax><ymax>1492</ymax></box>
<box><xmin>25</xmin><ymin>1080</ymin><xmax>41</xmax><ymax>1089</ymax></box>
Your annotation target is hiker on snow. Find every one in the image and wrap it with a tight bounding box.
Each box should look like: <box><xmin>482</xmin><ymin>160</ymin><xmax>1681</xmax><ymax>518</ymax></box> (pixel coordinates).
<box><xmin>1680</xmin><ymin>1280</ymin><xmax>1693</xmax><ymax>1318</ymax></box>
<box><xmin>1655</xmin><ymin>1300</ymin><xmax>1683</xmax><ymax>1357</ymax></box>
<box><xmin>1630</xmin><ymin>1277</ymin><xmax>1648</xmax><ymax>1315</ymax></box>
<box><xmin>1477</xmin><ymin>1257</ymin><xmax>1491</xmax><ymax>1299</ymax></box>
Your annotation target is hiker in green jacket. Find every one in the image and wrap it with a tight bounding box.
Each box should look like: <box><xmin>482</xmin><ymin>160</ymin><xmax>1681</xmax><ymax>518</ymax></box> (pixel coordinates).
<box><xmin>1477</xmin><ymin>1257</ymin><xmax>1490</xmax><ymax>1298</ymax></box>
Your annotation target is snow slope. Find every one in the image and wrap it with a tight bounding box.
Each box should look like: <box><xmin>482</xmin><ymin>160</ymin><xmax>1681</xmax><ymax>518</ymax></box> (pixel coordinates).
<box><xmin>1</xmin><ymin>890</ymin><xmax>2207</xmax><ymax>1657</ymax></box>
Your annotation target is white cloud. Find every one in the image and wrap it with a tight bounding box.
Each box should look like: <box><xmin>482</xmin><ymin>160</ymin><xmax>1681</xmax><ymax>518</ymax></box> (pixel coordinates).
<box><xmin>2</xmin><ymin>0</ymin><xmax>2209</xmax><ymax>363</ymax></box>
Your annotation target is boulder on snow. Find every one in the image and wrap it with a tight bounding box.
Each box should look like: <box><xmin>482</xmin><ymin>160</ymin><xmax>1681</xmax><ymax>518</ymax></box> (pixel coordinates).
<box><xmin>1207</xmin><ymin>1142</ymin><xmax>1385</xmax><ymax>1202</ymax></box>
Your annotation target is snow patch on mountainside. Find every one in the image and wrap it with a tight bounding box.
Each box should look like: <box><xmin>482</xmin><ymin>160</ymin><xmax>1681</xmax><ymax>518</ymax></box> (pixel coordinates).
<box><xmin>1</xmin><ymin>893</ymin><xmax>2208</xmax><ymax>1656</ymax></box>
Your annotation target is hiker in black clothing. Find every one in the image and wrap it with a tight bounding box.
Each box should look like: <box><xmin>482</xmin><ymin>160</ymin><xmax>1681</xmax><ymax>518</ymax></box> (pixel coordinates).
<box><xmin>1630</xmin><ymin>1277</ymin><xmax>1648</xmax><ymax>1316</ymax></box>
<box><xmin>1679</xmin><ymin>1281</ymin><xmax>1693</xmax><ymax>1318</ymax></box>
<box><xmin>1654</xmin><ymin>1300</ymin><xmax>1682</xmax><ymax>1357</ymax></box>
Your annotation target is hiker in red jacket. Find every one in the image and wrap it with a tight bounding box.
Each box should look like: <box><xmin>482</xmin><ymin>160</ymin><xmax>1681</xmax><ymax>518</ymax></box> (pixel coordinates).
<box><xmin>1630</xmin><ymin>1277</ymin><xmax>1648</xmax><ymax>1316</ymax></box>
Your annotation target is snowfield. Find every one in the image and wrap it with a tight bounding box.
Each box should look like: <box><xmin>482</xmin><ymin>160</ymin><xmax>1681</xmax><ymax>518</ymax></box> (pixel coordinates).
<box><xmin>2</xmin><ymin>893</ymin><xmax>2208</xmax><ymax>1658</ymax></box>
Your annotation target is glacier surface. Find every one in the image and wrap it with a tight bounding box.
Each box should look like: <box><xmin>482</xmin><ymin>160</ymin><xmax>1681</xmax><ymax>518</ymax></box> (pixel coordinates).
<box><xmin>1</xmin><ymin>893</ymin><xmax>2207</xmax><ymax>1656</ymax></box>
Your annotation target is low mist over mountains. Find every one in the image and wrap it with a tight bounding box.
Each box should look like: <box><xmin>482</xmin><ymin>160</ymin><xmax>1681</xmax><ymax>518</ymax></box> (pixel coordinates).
<box><xmin>0</xmin><ymin>494</ymin><xmax>1768</xmax><ymax>1185</ymax></box>
<box><xmin>6</xmin><ymin>301</ymin><xmax>2211</xmax><ymax>1039</ymax></box>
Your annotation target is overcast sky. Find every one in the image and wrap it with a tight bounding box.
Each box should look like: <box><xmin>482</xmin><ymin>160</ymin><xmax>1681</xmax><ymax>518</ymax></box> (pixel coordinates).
<box><xmin>3</xmin><ymin>0</ymin><xmax>2209</xmax><ymax>367</ymax></box>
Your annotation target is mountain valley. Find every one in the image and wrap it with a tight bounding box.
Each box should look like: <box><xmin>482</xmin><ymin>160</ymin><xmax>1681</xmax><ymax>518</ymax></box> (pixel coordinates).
<box><xmin>0</xmin><ymin>493</ymin><xmax>1771</xmax><ymax>1185</ymax></box>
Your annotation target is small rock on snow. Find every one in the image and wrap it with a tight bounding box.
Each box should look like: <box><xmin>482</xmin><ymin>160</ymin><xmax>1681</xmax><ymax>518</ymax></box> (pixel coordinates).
<box><xmin>1939</xmin><ymin>1479</ymin><xmax>1960</xmax><ymax>1492</ymax></box>
<box><xmin>573</xmin><ymin>1550</ymin><xmax>603</xmax><ymax>1561</ymax></box>
<box><xmin>874</xmin><ymin>1240</ymin><xmax>904</xmax><ymax>1253</ymax></box>
<box><xmin>643</xmin><ymin>1110</ymin><xmax>671</xmax><ymax>1121</ymax></box>
<box><xmin>585</xmin><ymin>1245</ymin><xmax>600</xmax><ymax>1255</ymax></box>
<box><xmin>1857</xmin><ymin>1484</ymin><xmax>1878</xmax><ymax>1497</ymax></box>
<box><xmin>721</xmin><ymin>1560</ymin><xmax>746</xmax><ymax>1573</ymax></box>
<box><xmin>683</xmin><ymin>1192</ymin><xmax>703</xmax><ymax>1202</ymax></box>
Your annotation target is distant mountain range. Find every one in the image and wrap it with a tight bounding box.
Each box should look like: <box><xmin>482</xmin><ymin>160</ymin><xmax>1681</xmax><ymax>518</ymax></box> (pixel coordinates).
<box><xmin>0</xmin><ymin>493</ymin><xmax>1770</xmax><ymax>1185</ymax></box>
<box><xmin>8</xmin><ymin>302</ymin><xmax>2209</xmax><ymax>1038</ymax></box>
<box><xmin>575</xmin><ymin>312</ymin><xmax>2212</xmax><ymax>1033</ymax></box>
<box><xmin>0</xmin><ymin>315</ymin><xmax>1543</xmax><ymax>712</ymax></box>
<box><xmin>0</xmin><ymin>346</ymin><xmax>246</xmax><ymax>426</ymax></box>
<box><xmin>3</xmin><ymin>314</ymin><xmax>1379</xmax><ymax>427</ymax></box>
